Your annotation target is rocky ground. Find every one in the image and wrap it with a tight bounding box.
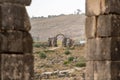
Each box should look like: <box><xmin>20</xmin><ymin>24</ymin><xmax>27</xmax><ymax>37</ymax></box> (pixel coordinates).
<box><xmin>33</xmin><ymin>43</ymin><xmax>86</xmax><ymax>80</ymax></box>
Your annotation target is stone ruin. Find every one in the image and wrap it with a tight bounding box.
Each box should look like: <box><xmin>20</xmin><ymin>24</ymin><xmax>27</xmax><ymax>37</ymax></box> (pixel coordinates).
<box><xmin>0</xmin><ymin>0</ymin><xmax>34</xmax><ymax>80</ymax></box>
<box><xmin>48</xmin><ymin>34</ymin><xmax>74</xmax><ymax>47</ymax></box>
<box><xmin>86</xmin><ymin>0</ymin><xmax>120</xmax><ymax>80</ymax></box>
<box><xmin>0</xmin><ymin>0</ymin><xmax>120</xmax><ymax>80</ymax></box>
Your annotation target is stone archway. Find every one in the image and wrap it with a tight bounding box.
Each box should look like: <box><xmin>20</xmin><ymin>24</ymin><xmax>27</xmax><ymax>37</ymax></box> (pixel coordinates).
<box><xmin>56</xmin><ymin>34</ymin><xmax>66</xmax><ymax>47</ymax></box>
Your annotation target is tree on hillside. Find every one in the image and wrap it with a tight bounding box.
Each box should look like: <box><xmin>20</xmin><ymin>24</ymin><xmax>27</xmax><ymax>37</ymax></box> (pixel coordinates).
<box><xmin>77</xmin><ymin>9</ymin><xmax>81</xmax><ymax>14</ymax></box>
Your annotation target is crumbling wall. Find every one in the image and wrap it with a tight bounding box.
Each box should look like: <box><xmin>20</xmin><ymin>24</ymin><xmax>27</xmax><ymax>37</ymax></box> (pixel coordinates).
<box><xmin>0</xmin><ymin>0</ymin><xmax>34</xmax><ymax>80</ymax></box>
<box><xmin>86</xmin><ymin>0</ymin><xmax>120</xmax><ymax>80</ymax></box>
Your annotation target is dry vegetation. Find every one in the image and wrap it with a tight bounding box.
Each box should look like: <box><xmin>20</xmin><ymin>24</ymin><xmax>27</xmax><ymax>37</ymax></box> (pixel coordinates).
<box><xmin>33</xmin><ymin>42</ymin><xmax>86</xmax><ymax>80</ymax></box>
<box><xmin>31</xmin><ymin>14</ymin><xmax>86</xmax><ymax>80</ymax></box>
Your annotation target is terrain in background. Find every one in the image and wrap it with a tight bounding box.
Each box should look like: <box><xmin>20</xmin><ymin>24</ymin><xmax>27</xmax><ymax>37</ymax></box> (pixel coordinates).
<box><xmin>31</xmin><ymin>14</ymin><xmax>86</xmax><ymax>80</ymax></box>
<box><xmin>30</xmin><ymin>14</ymin><xmax>85</xmax><ymax>42</ymax></box>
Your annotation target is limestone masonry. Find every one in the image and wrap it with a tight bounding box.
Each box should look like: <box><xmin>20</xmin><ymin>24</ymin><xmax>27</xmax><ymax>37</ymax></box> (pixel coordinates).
<box><xmin>0</xmin><ymin>0</ymin><xmax>34</xmax><ymax>80</ymax></box>
<box><xmin>86</xmin><ymin>0</ymin><xmax>120</xmax><ymax>80</ymax></box>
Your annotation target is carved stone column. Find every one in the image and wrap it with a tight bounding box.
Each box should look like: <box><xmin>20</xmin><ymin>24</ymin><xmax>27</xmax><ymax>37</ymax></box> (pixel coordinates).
<box><xmin>86</xmin><ymin>0</ymin><xmax>120</xmax><ymax>80</ymax></box>
<box><xmin>0</xmin><ymin>0</ymin><xmax>34</xmax><ymax>80</ymax></box>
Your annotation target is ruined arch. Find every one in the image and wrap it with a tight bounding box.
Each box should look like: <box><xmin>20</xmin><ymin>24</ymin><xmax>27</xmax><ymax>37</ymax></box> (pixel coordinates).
<box><xmin>55</xmin><ymin>34</ymin><xmax>66</xmax><ymax>47</ymax></box>
<box><xmin>55</xmin><ymin>33</ymin><xmax>65</xmax><ymax>38</ymax></box>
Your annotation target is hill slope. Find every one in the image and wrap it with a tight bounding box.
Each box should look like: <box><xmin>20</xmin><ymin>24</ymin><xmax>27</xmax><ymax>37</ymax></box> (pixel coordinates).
<box><xmin>30</xmin><ymin>14</ymin><xmax>85</xmax><ymax>42</ymax></box>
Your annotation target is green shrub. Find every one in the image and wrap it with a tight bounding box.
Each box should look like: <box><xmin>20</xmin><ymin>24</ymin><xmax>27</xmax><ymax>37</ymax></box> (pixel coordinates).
<box><xmin>33</xmin><ymin>43</ymin><xmax>41</xmax><ymax>48</ymax></box>
<box><xmin>66</xmin><ymin>47</ymin><xmax>75</xmax><ymax>50</ymax></box>
<box><xmin>64</xmin><ymin>50</ymin><xmax>71</xmax><ymax>55</ymax></box>
<box><xmin>33</xmin><ymin>42</ymin><xmax>48</xmax><ymax>48</ymax></box>
<box><xmin>68</xmin><ymin>56</ymin><xmax>74</xmax><ymax>62</ymax></box>
<box><xmin>44</xmin><ymin>49</ymin><xmax>55</xmax><ymax>53</ymax></box>
<box><xmin>75</xmin><ymin>62</ymin><xmax>86</xmax><ymax>67</ymax></box>
<box><xmin>39</xmin><ymin>52</ymin><xmax>47</xmax><ymax>59</ymax></box>
<box><xmin>63</xmin><ymin>61</ymin><xmax>70</xmax><ymax>65</ymax></box>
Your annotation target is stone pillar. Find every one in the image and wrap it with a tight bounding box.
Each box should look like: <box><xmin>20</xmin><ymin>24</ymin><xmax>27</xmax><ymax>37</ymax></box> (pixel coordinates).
<box><xmin>86</xmin><ymin>0</ymin><xmax>120</xmax><ymax>80</ymax></box>
<box><xmin>48</xmin><ymin>38</ymin><xmax>52</xmax><ymax>47</ymax></box>
<box><xmin>0</xmin><ymin>0</ymin><xmax>34</xmax><ymax>80</ymax></box>
<box><xmin>62</xmin><ymin>37</ymin><xmax>67</xmax><ymax>47</ymax></box>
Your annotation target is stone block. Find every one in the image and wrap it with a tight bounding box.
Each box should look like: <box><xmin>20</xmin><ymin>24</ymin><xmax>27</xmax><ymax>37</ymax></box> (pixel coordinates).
<box><xmin>86</xmin><ymin>16</ymin><xmax>96</xmax><ymax>39</ymax></box>
<box><xmin>23</xmin><ymin>54</ymin><xmax>34</xmax><ymax>80</ymax></box>
<box><xmin>23</xmin><ymin>32</ymin><xmax>33</xmax><ymax>53</ymax></box>
<box><xmin>24</xmin><ymin>9</ymin><xmax>31</xmax><ymax>31</ymax></box>
<box><xmin>86</xmin><ymin>0</ymin><xmax>101</xmax><ymax>16</ymax></box>
<box><xmin>0</xmin><ymin>33</ymin><xmax>8</xmax><ymax>52</ymax></box>
<box><xmin>97</xmin><ymin>15</ymin><xmax>120</xmax><ymax>37</ymax></box>
<box><xmin>0</xmin><ymin>0</ymin><xmax>31</xmax><ymax>6</ymax></box>
<box><xmin>1</xmin><ymin>54</ymin><xmax>24</xmax><ymax>80</ymax></box>
<box><xmin>1</xmin><ymin>54</ymin><xmax>34</xmax><ymax>80</ymax></box>
<box><xmin>111</xmin><ymin>61</ymin><xmax>120</xmax><ymax>80</ymax></box>
<box><xmin>93</xmin><ymin>61</ymin><xmax>111</xmax><ymax>80</ymax></box>
<box><xmin>86</xmin><ymin>37</ymin><xmax>120</xmax><ymax>61</ymax></box>
<box><xmin>0</xmin><ymin>4</ymin><xmax>31</xmax><ymax>31</ymax></box>
<box><xmin>86</xmin><ymin>61</ymin><xmax>120</xmax><ymax>80</ymax></box>
<box><xmin>0</xmin><ymin>31</ymin><xmax>32</xmax><ymax>53</ymax></box>
<box><xmin>86</xmin><ymin>39</ymin><xmax>96</xmax><ymax>60</ymax></box>
<box><xmin>85</xmin><ymin>61</ymin><xmax>94</xmax><ymax>80</ymax></box>
<box><xmin>0</xmin><ymin>54</ymin><xmax>2</xmax><ymax>79</ymax></box>
<box><xmin>0</xmin><ymin>31</ymin><xmax>23</xmax><ymax>53</ymax></box>
<box><xmin>86</xmin><ymin>0</ymin><xmax>120</xmax><ymax>16</ymax></box>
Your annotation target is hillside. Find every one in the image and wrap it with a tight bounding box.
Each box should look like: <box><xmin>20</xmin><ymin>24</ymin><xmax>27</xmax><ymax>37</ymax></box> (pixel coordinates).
<box><xmin>30</xmin><ymin>14</ymin><xmax>85</xmax><ymax>42</ymax></box>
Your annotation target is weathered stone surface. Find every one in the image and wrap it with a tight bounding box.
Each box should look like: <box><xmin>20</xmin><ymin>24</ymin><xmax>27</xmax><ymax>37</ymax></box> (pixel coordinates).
<box><xmin>23</xmin><ymin>32</ymin><xmax>33</xmax><ymax>53</ymax></box>
<box><xmin>0</xmin><ymin>31</ymin><xmax>32</xmax><ymax>53</ymax></box>
<box><xmin>86</xmin><ymin>37</ymin><xmax>120</xmax><ymax>61</ymax></box>
<box><xmin>0</xmin><ymin>4</ymin><xmax>31</xmax><ymax>31</ymax></box>
<box><xmin>85</xmin><ymin>61</ymin><xmax>94</xmax><ymax>80</ymax></box>
<box><xmin>24</xmin><ymin>9</ymin><xmax>31</xmax><ymax>31</ymax></box>
<box><xmin>1</xmin><ymin>54</ymin><xmax>24</xmax><ymax>80</ymax></box>
<box><xmin>97</xmin><ymin>15</ymin><xmax>120</xmax><ymax>37</ymax></box>
<box><xmin>93</xmin><ymin>61</ymin><xmax>111</xmax><ymax>80</ymax></box>
<box><xmin>0</xmin><ymin>0</ymin><xmax>31</xmax><ymax>6</ymax></box>
<box><xmin>0</xmin><ymin>54</ymin><xmax>1</xmax><ymax>79</ymax></box>
<box><xmin>86</xmin><ymin>0</ymin><xmax>101</xmax><ymax>16</ymax></box>
<box><xmin>111</xmin><ymin>61</ymin><xmax>120</xmax><ymax>80</ymax></box>
<box><xmin>24</xmin><ymin>54</ymin><xmax>34</xmax><ymax>80</ymax></box>
<box><xmin>86</xmin><ymin>16</ymin><xmax>96</xmax><ymax>39</ymax></box>
<box><xmin>7</xmin><ymin>31</ymin><xmax>23</xmax><ymax>52</ymax></box>
<box><xmin>86</xmin><ymin>61</ymin><xmax>120</xmax><ymax>80</ymax></box>
<box><xmin>1</xmin><ymin>54</ymin><xmax>34</xmax><ymax>80</ymax></box>
<box><xmin>86</xmin><ymin>0</ymin><xmax>120</xmax><ymax>16</ymax></box>
<box><xmin>0</xmin><ymin>31</ymin><xmax>23</xmax><ymax>53</ymax></box>
<box><xmin>86</xmin><ymin>39</ymin><xmax>96</xmax><ymax>60</ymax></box>
<box><xmin>0</xmin><ymin>33</ymin><xmax>8</xmax><ymax>51</ymax></box>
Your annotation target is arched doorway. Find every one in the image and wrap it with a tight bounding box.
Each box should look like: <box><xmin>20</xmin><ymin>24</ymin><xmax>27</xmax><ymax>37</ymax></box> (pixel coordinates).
<box><xmin>56</xmin><ymin>34</ymin><xmax>65</xmax><ymax>47</ymax></box>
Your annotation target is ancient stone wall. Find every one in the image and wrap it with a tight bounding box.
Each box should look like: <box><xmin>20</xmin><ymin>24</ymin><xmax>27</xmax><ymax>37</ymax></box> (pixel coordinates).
<box><xmin>86</xmin><ymin>0</ymin><xmax>120</xmax><ymax>80</ymax></box>
<box><xmin>0</xmin><ymin>0</ymin><xmax>34</xmax><ymax>80</ymax></box>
